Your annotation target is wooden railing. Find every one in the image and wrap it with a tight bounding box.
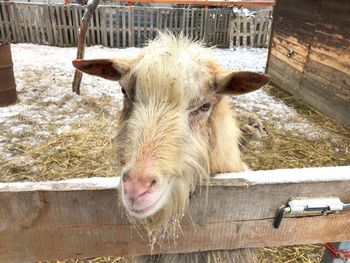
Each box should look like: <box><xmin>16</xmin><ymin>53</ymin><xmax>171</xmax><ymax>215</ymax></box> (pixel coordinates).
<box><xmin>1</xmin><ymin>166</ymin><xmax>350</xmax><ymax>262</ymax></box>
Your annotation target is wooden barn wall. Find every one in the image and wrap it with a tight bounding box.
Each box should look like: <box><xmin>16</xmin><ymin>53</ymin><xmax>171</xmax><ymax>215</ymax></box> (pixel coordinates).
<box><xmin>266</xmin><ymin>0</ymin><xmax>350</xmax><ymax>126</ymax></box>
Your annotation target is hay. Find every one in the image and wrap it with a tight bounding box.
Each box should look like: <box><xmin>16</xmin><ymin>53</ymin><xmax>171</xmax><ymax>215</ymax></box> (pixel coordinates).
<box><xmin>0</xmin><ymin>117</ymin><xmax>117</xmax><ymax>182</ymax></box>
<box><xmin>243</xmin><ymin>84</ymin><xmax>350</xmax><ymax>170</ymax></box>
<box><xmin>259</xmin><ymin>245</ymin><xmax>324</xmax><ymax>263</ymax></box>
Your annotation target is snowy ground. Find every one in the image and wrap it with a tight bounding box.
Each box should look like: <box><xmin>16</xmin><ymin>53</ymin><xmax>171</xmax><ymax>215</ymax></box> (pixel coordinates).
<box><xmin>0</xmin><ymin>44</ymin><xmax>326</xmax><ymax>161</ymax></box>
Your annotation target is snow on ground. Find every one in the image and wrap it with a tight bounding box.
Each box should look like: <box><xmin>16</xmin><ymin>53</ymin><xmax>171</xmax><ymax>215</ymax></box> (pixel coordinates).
<box><xmin>0</xmin><ymin>43</ymin><xmax>325</xmax><ymax>159</ymax></box>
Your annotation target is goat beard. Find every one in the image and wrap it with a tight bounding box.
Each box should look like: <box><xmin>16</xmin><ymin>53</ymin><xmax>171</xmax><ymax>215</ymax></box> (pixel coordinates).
<box><xmin>119</xmin><ymin>150</ymin><xmax>209</xmax><ymax>246</ymax></box>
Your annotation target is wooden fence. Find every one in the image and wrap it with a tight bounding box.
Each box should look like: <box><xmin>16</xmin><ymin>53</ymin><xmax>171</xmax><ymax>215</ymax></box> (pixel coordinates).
<box><xmin>231</xmin><ymin>9</ymin><xmax>272</xmax><ymax>47</ymax></box>
<box><xmin>0</xmin><ymin>1</ymin><xmax>272</xmax><ymax>48</ymax></box>
<box><xmin>1</xmin><ymin>166</ymin><xmax>350</xmax><ymax>262</ymax></box>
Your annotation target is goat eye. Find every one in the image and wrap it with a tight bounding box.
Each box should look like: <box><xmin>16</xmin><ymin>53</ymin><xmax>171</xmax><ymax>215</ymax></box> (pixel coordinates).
<box><xmin>121</xmin><ymin>87</ymin><xmax>127</xmax><ymax>97</ymax></box>
<box><xmin>200</xmin><ymin>102</ymin><xmax>211</xmax><ymax>112</ymax></box>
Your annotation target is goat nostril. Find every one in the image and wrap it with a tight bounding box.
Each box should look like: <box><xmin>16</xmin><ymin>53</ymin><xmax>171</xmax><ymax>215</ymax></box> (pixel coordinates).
<box><xmin>150</xmin><ymin>179</ymin><xmax>157</xmax><ymax>187</ymax></box>
<box><xmin>122</xmin><ymin>170</ymin><xmax>130</xmax><ymax>182</ymax></box>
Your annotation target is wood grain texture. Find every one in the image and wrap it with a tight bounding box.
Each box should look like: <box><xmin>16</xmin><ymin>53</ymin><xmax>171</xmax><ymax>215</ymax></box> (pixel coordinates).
<box><xmin>0</xmin><ymin>167</ymin><xmax>350</xmax><ymax>262</ymax></box>
<box><xmin>267</xmin><ymin>0</ymin><xmax>350</xmax><ymax>126</ymax></box>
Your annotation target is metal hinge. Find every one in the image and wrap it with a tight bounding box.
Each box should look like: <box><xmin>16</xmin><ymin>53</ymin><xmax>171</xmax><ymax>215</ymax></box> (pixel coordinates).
<box><xmin>274</xmin><ymin>197</ymin><xmax>350</xmax><ymax>229</ymax></box>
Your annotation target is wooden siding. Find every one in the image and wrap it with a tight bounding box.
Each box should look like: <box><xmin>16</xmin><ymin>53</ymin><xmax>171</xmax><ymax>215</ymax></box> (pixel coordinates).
<box><xmin>266</xmin><ymin>0</ymin><xmax>350</xmax><ymax>126</ymax></box>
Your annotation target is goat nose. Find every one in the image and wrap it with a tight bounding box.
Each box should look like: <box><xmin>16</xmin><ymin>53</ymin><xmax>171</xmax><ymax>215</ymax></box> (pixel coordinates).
<box><xmin>123</xmin><ymin>172</ymin><xmax>157</xmax><ymax>202</ymax></box>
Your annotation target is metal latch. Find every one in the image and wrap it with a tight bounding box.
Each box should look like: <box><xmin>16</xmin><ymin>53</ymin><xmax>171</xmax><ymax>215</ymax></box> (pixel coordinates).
<box><xmin>274</xmin><ymin>197</ymin><xmax>350</xmax><ymax>229</ymax></box>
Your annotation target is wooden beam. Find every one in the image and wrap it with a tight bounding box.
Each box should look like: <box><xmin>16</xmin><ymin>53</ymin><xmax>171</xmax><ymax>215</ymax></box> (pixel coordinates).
<box><xmin>107</xmin><ymin>0</ymin><xmax>276</xmax><ymax>6</ymax></box>
<box><xmin>0</xmin><ymin>166</ymin><xmax>349</xmax><ymax>263</ymax></box>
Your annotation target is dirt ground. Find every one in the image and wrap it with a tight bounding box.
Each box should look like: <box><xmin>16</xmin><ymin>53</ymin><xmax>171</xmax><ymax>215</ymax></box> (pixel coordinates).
<box><xmin>0</xmin><ymin>44</ymin><xmax>349</xmax><ymax>263</ymax></box>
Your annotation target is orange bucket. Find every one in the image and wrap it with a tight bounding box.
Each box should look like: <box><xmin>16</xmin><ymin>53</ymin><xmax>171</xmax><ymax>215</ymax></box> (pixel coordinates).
<box><xmin>0</xmin><ymin>43</ymin><xmax>17</xmax><ymax>106</ymax></box>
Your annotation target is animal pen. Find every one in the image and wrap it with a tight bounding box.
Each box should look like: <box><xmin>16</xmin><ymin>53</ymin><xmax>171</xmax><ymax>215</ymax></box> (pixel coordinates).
<box><xmin>0</xmin><ymin>0</ymin><xmax>350</xmax><ymax>262</ymax></box>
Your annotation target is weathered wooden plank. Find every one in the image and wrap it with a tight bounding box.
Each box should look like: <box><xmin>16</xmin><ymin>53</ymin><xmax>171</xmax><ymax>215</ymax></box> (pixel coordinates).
<box><xmin>27</xmin><ymin>5</ymin><xmax>36</xmax><ymax>43</ymax></box>
<box><xmin>22</xmin><ymin>5</ymin><xmax>31</xmax><ymax>42</ymax></box>
<box><xmin>303</xmin><ymin>59</ymin><xmax>350</xmax><ymax>101</ymax></box>
<box><xmin>150</xmin><ymin>8</ymin><xmax>154</xmax><ymax>38</ymax></box>
<box><xmin>267</xmin><ymin>54</ymin><xmax>303</xmax><ymax>91</ymax></box>
<box><xmin>108</xmin><ymin>9</ymin><xmax>113</xmax><ymax>47</ymax></box>
<box><xmin>94</xmin><ymin>5</ymin><xmax>100</xmax><ymax>45</ymax></box>
<box><xmin>6</xmin><ymin>3</ymin><xmax>17</xmax><ymax>42</ymax></box>
<box><xmin>38</xmin><ymin>5</ymin><xmax>46</xmax><ymax>44</ymax></box>
<box><xmin>270</xmin><ymin>38</ymin><xmax>308</xmax><ymax>71</ymax></box>
<box><xmin>54</xmin><ymin>5</ymin><xmax>63</xmax><ymax>46</ymax></box>
<box><xmin>49</xmin><ymin>5</ymin><xmax>58</xmax><ymax>45</ymax></box>
<box><xmin>190</xmin><ymin>8</ymin><xmax>194</xmax><ymax>39</ymax></box>
<box><xmin>0</xmin><ymin>2</ymin><xmax>6</xmax><ymax>41</ymax></box>
<box><xmin>66</xmin><ymin>4</ymin><xmax>74</xmax><ymax>45</ymax></box>
<box><xmin>115</xmin><ymin>8</ymin><xmax>120</xmax><ymax>48</ymax></box>
<box><xmin>32</xmin><ymin>5</ymin><xmax>40</xmax><ymax>43</ymax></box>
<box><xmin>270</xmin><ymin>48</ymin><xmax>305</xmax><ymax>72</ymax></box>
<box><xmin>308</xmin><ymin>45</ymin><xmax>350</xmax><ymax>76</ymax></box>
<box><xmin>1</xmin><ymin>1</ymin><xmax>11</xmax><ymax>40</ymax></box>
<box><xmin>72</xmin><ymin>4</ymin><xmax>79</xmax><ymax>45</ymax></box>
<box><xmin>42</xmin><ymin>5</ymin><xmax>52</xmax><ymax>45</ymax></box>
<box><xmin>0</xmin><ymin>166</ymin><xmax>349</xmax><ymax>263</ymax></box>
<box><xmin>137</xmin><ymin>8</ymin><xmax>141</xmax><ymax>46</ymax></box>
<box><xmin>0</xmin><ymin>2</ymin><xmax>5</xmax><ymax>40</ymax></box>
<box><xmin>268</xmin><ymin>54</ymin><xmax>350</xmax><ymax>126</ymax></box>
<box><xmin>88</xmin><ymin>5</ymin><xmax>95</xmax><ymax>45</ymax></box>
<box><xmin>99</xmin><ymin>7</ymin><xmax>107</xmax><ymax>46</ymax></box>
<box><xmin>122</xmin><ymin>9</ymin><xmax>126</xmax><ymax>48</ymax></box>
<box><xmin>62</xmin><ymin>5</ymin><xmax>69</xmax><ymax>45</ymax></box>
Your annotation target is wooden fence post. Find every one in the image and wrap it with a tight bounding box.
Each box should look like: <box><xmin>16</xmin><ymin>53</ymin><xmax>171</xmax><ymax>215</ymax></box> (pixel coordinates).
<box><xmin>72</xmin><ymin>0</ymin><xmax>100</xmax><ymax>95</ymax></box>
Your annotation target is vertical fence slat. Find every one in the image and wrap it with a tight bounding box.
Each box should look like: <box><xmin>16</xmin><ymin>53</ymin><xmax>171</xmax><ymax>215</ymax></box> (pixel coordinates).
<box><xmin>23</xmin><ymin>5</ymin><xmax>30</xmax><ymax>42</ymax></box>
<box><xmin>56</xmin><ymin>4</ymin><xmax>62</xmax><ymax>45</ymax></box>
<box><xmin>1</xmin><ymin>2</ymin><xmax>11</xmax><ymax>40</ymax></box>
<box><xmin>265</xmin><ymin>12</ymin><xmax>272</xmax><ymax>47</ymax></box>
<box><xmin>8</xmin><ymin>3</ymin><xmax>18</xmax><ymax>42</ymax></box>
<box><xmin>109</xmin><ymin>9</ymin><xmax>113</xmax><ymax>47</ymax></box>
<box><xmin>99</xmin><ymin>7</ymin><xmax>107</xmax><ymax>47</ymax></box>
<box><xmin>39</xmin><ymin>5</ymin><xmax>46</xmax><ymax>44</ymax></box>
<box><xmin>0</xmin><ymin>2</ymin><xmax>5</xmax><ymax>40</ymax></box>
<box><xmin>43</xmin><ymin>5</ymin><xmax>51</xmax><ymax>45</ymax></box>
<box><xmin>60</xmin><ymin>5</ymin><xmax>69</xmax><ymax>45</ymax></box>
<box><xmin>156</xmin><ymin>8</ymin><xmax>160</xmax><ymax>38</ymax></box>
<box><xmin>122</xmin><ymin>9</ymin><xmax>126</xmax><ymax>48</ymax></box>
<box><xmin>72</xmin><ymin>4</ymin><xmax>79</xmax><ymax>46</ymax></box>
<box><xmin>66</xmin><ymin>4</ymin><xmax>73</xmax><ymax>45</ymax></box>
<box><xmin>89</xmin><ymin>5</ymin><xmax>95</xmax><ymax>45</ymax></box>
<box><xmin>95</xmin><ymin>5</ymin><xmax>101</xmax><ymax>45</ymax></box>
<box><xmin>31</xmin><ymin>5</ymin><xmax>39</xmax><ymax>44</ymax></box>
<box><xmin>257</xmin><ymin>16</ymin><xmax>264</xmax><ymax>47</ymax></box>
<box><xmin>28</xmin><ymin>5</ymin><xmax>36</xmax><ymax>43</ymax></box>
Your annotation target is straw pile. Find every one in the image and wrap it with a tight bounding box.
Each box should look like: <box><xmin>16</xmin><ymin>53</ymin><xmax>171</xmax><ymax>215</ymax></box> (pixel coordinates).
<box><xmin>1</xmin><ymin>117</ymin><xmax>116</xmax><ymax>182</ymax></box>
<box><xmin>1</xmin><ymin>83</ymin><xmax>349</xmax><ymax>263</ymax></box>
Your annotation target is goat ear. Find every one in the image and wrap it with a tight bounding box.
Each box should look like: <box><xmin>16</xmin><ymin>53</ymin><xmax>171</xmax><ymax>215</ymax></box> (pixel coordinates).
<box><xmin>72</xmin><ymin>59</ymin><xmax>131</xmax><ymax>81</ymax></box>
<box><xmin>216</xmin><ymin>71</ymin><xmax>269</xmax><ymax>96</ymax></box>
